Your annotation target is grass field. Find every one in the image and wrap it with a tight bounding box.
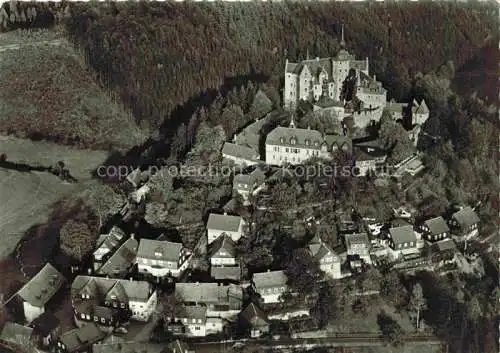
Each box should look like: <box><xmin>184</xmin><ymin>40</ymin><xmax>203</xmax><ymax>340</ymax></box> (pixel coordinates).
<box><xmin>0</xmin><ymin>136</ymin><xmax>109</xmax><ymax>260</ymax></box>
<box><xmin>0</xmin><ymin>29</ymin><xmax>149</xmax><ymax>150</ymax></box>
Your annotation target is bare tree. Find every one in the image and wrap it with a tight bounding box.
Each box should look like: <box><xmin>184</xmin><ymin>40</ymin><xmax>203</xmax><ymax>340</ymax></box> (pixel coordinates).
<box><xmin>409</xmin><ymin>282</ymin><xmax>427</xmax><ymax>330</ymax></box>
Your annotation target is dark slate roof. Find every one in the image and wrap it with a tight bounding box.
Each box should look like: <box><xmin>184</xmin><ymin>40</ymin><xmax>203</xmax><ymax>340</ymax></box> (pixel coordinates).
<box><xmin>93</xmin><ymin>306</ymin><xmax>115</xmax><ymax>320</ymax></box>
<box><xmin>452</xmin><ymin>206</ymin><xmax>480</xmax><ymax>228</ymax></box>
<box><xmin>176</xmin><ymin>306</ymin><xmax>207</xmax><ymax>322</ymax></box>
<box><xmin>211</xmin><ymin>266</ymin><xmax>242</xmax><ymax>281</ymax></box>
<box><xmin>286</xmin><ymin>58</ymin><xmax>333</xmax><ymax>79</ymax></box>
<box><xmin>94</xmin><ymin>226</ymin><xmax>126</xmax><ymax>256</ymax></box>
<box><xmin>207</xmin><ymin>213</ymin><xmax>243</xmax><ymax>232</ymax></box>
<box><xmin>59</xmin><ymin>323</ymin><xmax>104</xmax><ymax>352</ymax></box>
<box><xmin>222</xmin><ymin>142</ymin><xmax>260</xmax><ymax>162</ymax></box>
<box><xmin>310</xmin><ymin>243</ymin><xmax>339</xmax><ymax>262</ymax></box>
<box><xmin>266</xmin><ymin>126</ymin><xmax>324</xmax><ymax>148</ymax></box>
<box><xmin>208</xmin><ymin>234</ymin><xmax>236</xmax><ymax>259</ymax></box>
<box><xmin>0</xmin><ymin>322</ymin><xmax>33</xmax><ymax>344</ymax></box>
<box><xmin>98</xmin><ymin>238</ymin><xmax>138</xmax><ymax>276</ymax></box>
<box><xmin>424</xmin><ymin>216</ymin><xmax>450</xmax><ymax>235</ymax></box>
<box><xmin>358</xmin><ymin>71</ymin><xmax>387</xmax><ymax>94</ymax></box>
<box><xmin>389</xmin><ymin>226</ymin><xmax>417</xmax><ymax>245</ymax></box>
<box><xmin>233</xmin><ymin>168</ymin><xmax>266</xmax><ymax>189</ymax></box>
<box><xmin>72</xmin><ymin>276</ymin><xmax>153</xmax><ymax>303</ymax></box>
<box><xmin>136</xmin><ymin>239</ymin><xmax>182</xmax><ymax>262</ymax></box>
<box><xmin>240</xmin><ymin>303</ymin><xmax>269</xmax><ymax>327</ymax></box>
<box><xmin>17</xmin><ymin>263</ymin><xmax>65</xmax><ymax>308</ymax></box>
<box><xmin>30</xmin><ymin>312</ymin><xmax>60</xmax><ymax>336</ymax></box>
<box><xmin>252</xmin><ymin>270</ymin><xmax>288</xmax><ymax>290</ymax></box>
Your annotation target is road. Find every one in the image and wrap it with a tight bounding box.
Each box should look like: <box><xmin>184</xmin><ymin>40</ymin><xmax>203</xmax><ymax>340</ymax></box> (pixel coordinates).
<box><xmin>191</xmin><ymin>334</ymin><xmax>445</xmax><ymax>353</ymax></box>
<box><xmin>0</xmin><ymin>39</ymin><xmax>62</xmax><ymax>52</ymax></box>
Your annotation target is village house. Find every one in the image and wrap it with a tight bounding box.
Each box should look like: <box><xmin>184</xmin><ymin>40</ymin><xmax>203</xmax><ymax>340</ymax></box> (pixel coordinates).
<box><xmin>388</xmin><ymin>225</ymin><xmax>419</xmax><ymax>258</ymax></box>
<box><xmin>96</xmin><ymin>237</ymin><xmax>138</xmax><ymax>278</ymax></box>
<box><xmin>208</xmin><ymin>234</ymin><xmax>237</xmax><ymax>267</ymax></box>
<box><xmin>239</xmin><ymin>302</ymin><xmax>270</xmax><ymax>338</ymax></box>
<box><xmin>71</xmin><ymin>276</ymin><xmax>158</xmax><ymax>325</ymax></box>
<box><xmin>174</xmin><ymin>283</ymin><xmax>243</xmax><ymax>319</ymax></box>
<box><xmin>233</xmin><ymin>116</ymin><xmax>269</xmax><ymax>153</ymax></box>
<box><xmin>352</xmin><ymin>139</ymin><xmax>388</xmax><ymax>176</ymax></box>
<box><xmin>431</xmin><ymin>238</ymin><xmax>459</xmax><ymax>267</ymax></box>
<box><xmin>233</xmin><ymin>168</ymin><xmax>266</xmax><ymax>201</ymax></box>
<box><xmin>16</xmin><ymin>263</ymin><xmax>65</xmax><ymax>323</ymax></box>
<box><xmin>136</xmin><ymin>239</ymin><xmax>192</xmax><ymax>279</ymax></box>
<box><xmin>221</xmin><ymin>142</ymin><xmax>261</xmax><ymax>167</ymax></box>
<box><xmin>165</xmin><ymin>306</ymin><xmax>209</xmax><ymax>337</ymax></box>
<box><xmin>93</xmin><ymin>226</ymin><xmax>127</xmax><ymax>271</ymax></box>
<box><xmin>418</xmin><ymin>216</ymin><xmax>450</xmax><ymax>242</ymax></box>
<box><xmin>252</xmin><ymin>270</ymin><xmax>289</xmax><ymax>304</ymax></box>
<box><xmin>30</xmin><ymin>311</ymin><xmax>61</xmax><ymax>348</ymax></box>
<box><xmin>55</xmin><ymin>323</ymin><xmax>105</xmax><ymax>353</ymax></box>
<box><xmin>449</xmin><ymin>206</ymin><xmax>480</xmax><ymax>240</ymax></box>
<box><xmin>0</xmin><ymin>322</ymin><xmax>34</xmax><ymax>349</ymax></box>
<box><xmin>206</xmin><ymin>213</ymin><xmax>245</xmax><ymax>244</ymax></box>
<box><xmin>308</xmin><ymin>234</ymin><xmax>342</xmax><ymax>279</ymax></box>
<box><xmin>345</xmin><ymin>232</ymin><xmax>372</xmax><ymax>264</ymax></box>
<box><xmin>390</xmin><ymin>153</ymin><xmax>425</xmax><ymax>178</ymax></box>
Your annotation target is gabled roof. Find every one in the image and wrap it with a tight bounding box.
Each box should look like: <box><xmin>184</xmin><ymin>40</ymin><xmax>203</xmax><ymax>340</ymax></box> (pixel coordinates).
<box><xmin>240</xmin><ymin>302</ymin><xmax>269</xmax><ymax>327</ymax></box>
<box><xmin>310</xmin><ymin>243</ymin><xmax>339</xmax><ymax>262</ymax></box>
<box><xmin>233</xmin><ymin>168</ymin><xmax>266</xmax><ymax>189</ymax></box>
<box><xmin>136</xmin><ymin>239</ymin><xmax>183</xmax><ymax>262</ymax></box>
<box><xmin>222</xmin><ymin>142</ymin><xmax>260</xmax><ymax>162</ymax></box>
<box><xmin>175</xmin><ymin>283</ymin><xmax>243</xmax><ymax>305</ymax></box>
<box><xmin>389</xmin><ymin>226</ymin><xmax>417</xmax><ymax>245</ymax></box>
<box><xmin>98</xmin><ymin>238</ymin><xmax>138</xmax><ymax>276</ymax></box>
<box><xmin>208</xmin><ymin>234</ymin><xmax>236</xmax><ymax>259</ymax></box>
<box><xmin>211</xmin><ymin>266</ymin><xmax>242</xmax><ymax>281</ymax></box>
<box><xmin>324</xmin><ymin>134</ymin><xmax>352</xmax><ymax>152</ymax></box>
<box><xmin>424</xmin><ymin>216</ymin><xmax>450</xmax><ymax>235</ymax></box>
<box><xmin>72</xmin><ymin>276</ymin><xmax>153</xmax><ymax>303</ymax></box>
<box><xmin>452</xmin><ymin>206</ymin><xmax>480</xmax><ymax>228</ymax></box>
<box><xmin>414</xmin><ymin>99</ymin><xmax>429</xmax><ymax>114</ymax></box>
<box><xmin>94</xmin><ymin>226</ymin><xmax>126</xmax><ymax>257</ymax></box>
<box><xmin>105</xmin><ymin>281</ymin><xmax>128</xmax><ymax>303</ymax></box>
<box><xmin>207</xmin><ymin>213</ymin><xmax>243</xmax><ymax>232</ymax></box>
<box><xmin>176</xmin><ymin>306</ymin><xmax>207</xmax><ymax>322</ymax></box>
<box><xmin>252</xmin><ymin>270</ymin><xmax>288</xmax><ymax>290</ymax></box>
<box><xmin>17</xmin><ymin>263</ymin><xmax>65</xmax><ymax>308</ymax></box>
<box><xmin>0</xmin><ymin>322</ymin><xmax>33</xmax><ymax>345</ymax></box>
<box><xmin>345</xmin><ymin>233</ymin><xmax>370</xmax><ymax>248</ymax></box>
<box><xmin>59</xmin><ymin>323</ymin><xmax>104</xmax><ymax>352</ymax></box>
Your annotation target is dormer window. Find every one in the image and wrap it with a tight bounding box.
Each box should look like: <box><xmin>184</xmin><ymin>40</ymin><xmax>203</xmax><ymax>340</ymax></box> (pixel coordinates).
<box><xmin>305</xmin><ymin>139</ymin><xmax>310</xmax><ymax>146</ymax></box>
<box><xmin>314</xmin><ymin>141</ymin><xmax>319</xmax><ymax>147</ymax></box>
<box><xmin>290</xmin><ymin>137</ymin><xmax>296</xmax><ymax>145</ymax></box>
<box><xmin>280</xmin><ymin>137</ymin><xmax>285</xmax><ymax>144</ymax></box>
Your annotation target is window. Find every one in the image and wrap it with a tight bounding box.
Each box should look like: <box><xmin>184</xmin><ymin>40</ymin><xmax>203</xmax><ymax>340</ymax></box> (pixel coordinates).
<box><xmin>81</xmin><ymin>313</ymin><xmax>85</xmax><ymax>319</ymax></box>
<box><xmin>94</xmin><ymin>316</ymin><xmax>98</xmax><ymax>322</ymax></box>
<box><xmin>285</xmin><ymin>148</ymin><xmax>289</xmax><ymax>153</ymax></box>
<box><xmin>113</xmin><ymin>302</ymin><xmax>117</xmax><ymax>308</ymax></box>
<box><xmin>120</xmin><ymin>303</ymin><xmax>125</xmax><ymax>309</ymax></box>
<box><xmin>101</xmin><ymin>317</ymin><xmax>105</xmax><ymax>323</ymax></box>
<box><xmin>195</xmin><ymin>326</ymin><xmax>201</xmax><ymax>330</ymax></box>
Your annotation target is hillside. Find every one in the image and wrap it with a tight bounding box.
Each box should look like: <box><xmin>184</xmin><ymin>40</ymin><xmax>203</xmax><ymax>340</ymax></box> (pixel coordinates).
<box><xmin>0</xmin><ymin>29</ymin><xmax>148</xmax><ymax>150</ymax></box>
<box><xmin>64</xmin><ymin>1</ymin><xmax>498</xmax><ymax>134</ymax></box>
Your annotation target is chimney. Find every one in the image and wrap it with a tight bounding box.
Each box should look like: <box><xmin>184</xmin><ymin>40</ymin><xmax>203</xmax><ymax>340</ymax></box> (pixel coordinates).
<box><xmin>130</xmin><ymin>233</ymin><xmax>135</xmax><ymax>239</ymax></box>
<box><xmin>373</xmin><ymin>74</ymin><xmax>376</xmax><ymax>81</ymax></box>
<box><xmin>129</xmin><ymin>277</ymin><xmax>133</xmax><ymax>282</ymax></box>
<box><xmin>267</xmin><ymin>269</ymin><xmax>270</xmax><ymax>272</ymax></box>
<box><xmin>316</xmin><ymin>57</ymin><xmax>319</xmax><ymax>61</ymax></box>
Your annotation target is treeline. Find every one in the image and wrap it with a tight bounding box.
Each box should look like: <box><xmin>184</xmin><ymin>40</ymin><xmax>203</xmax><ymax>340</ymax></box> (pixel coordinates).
<box><xmin>64</xmin><ymin>1</ymin><xmax>498</xmax><ymax>132</ymax></box>
<box><xmin>0</xmin><ymin>1</ymin><xmax>67</xmax><ymax>30</ymax></box>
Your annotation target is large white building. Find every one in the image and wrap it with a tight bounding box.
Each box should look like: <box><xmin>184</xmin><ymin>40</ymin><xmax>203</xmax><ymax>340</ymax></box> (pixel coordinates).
<box><xmin>265</xmin><ymin>117</ymin><xmax>351</xmax><ymax>166</ymax></box>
